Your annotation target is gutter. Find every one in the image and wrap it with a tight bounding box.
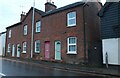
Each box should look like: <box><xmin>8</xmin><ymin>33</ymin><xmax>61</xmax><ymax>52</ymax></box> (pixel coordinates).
<box><xmin>82</xmin><ymin>3</ymin><xmax>89</xmax><ymax>64</ymax></box>
<box><xmin>31</xmin><ymin>0</ymin><xmax>35</xmax><ymax>58</ymax></box>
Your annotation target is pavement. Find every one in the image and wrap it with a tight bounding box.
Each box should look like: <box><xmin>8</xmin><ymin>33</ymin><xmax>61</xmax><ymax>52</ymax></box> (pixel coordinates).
<box><xmin>1</xmin><ymin>57</ymin><xmax>120</xmax><ymax>77</ymax></box>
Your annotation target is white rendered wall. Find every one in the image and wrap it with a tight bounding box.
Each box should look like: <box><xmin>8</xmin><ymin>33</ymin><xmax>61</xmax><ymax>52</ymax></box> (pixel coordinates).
<box><xmin>0</xmin><ymin>33</ymin><xmax>6</xmax><ymax>56</ymax></box>
<box><xmin>0</xmin><ymin>36</ymin><xmax>2</xmax><ymax>56</ymax></box>
<box><xmin>118</xmin><ymin>38</ymin><xmax>120</xmax><ymax>64</ymax></box>
<box><xmin>102</xmin><ymin>38</ymin><xmax>119</xmax><ymax>65</ymax></box>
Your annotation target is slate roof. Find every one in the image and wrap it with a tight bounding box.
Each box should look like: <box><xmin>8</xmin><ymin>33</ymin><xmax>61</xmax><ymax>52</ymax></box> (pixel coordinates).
<box><xmin>35</xmin><ymin>8</ymin><xmax>45</xmax><ymax>15</ymax></box>
<box><xmin>21</xmin><ymin>7</ymin><xmax>45</xmax><ymax>22</ymax></box>
<box><xmin>6</xmin><ymin>7</ymin><xmax>44</xmax><ymax>29</ymax></box>
<box><xmin>43</xmin><ymin>2</ymin><xmax>85</xmax><ymax>17</ymax></box>
<box><xmin>6</xmin><ymin>22</ymin><xmax>22</xmax><ymax>29</ymax></box>
<box><xmin>0</xmin><ymin>31</ymin><xmax>6</xmax><ymax>35</ymax></box>
<box><xmin>6</xmin><ymin>2</ymin><xmax>85</xmax><ymax>29</ymax></box>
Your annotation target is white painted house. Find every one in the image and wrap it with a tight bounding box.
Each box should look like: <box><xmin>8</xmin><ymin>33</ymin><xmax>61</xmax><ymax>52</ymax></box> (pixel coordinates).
<box><xmin>0</xmin><ymin>32</ymin><xmax>6</xmax><ymax>56</ymax></box>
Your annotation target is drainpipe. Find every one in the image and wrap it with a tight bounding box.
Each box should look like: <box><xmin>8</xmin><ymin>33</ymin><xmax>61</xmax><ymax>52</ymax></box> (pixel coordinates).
<box><xmin>31</xmin><ymin>0</ymin><xmax>35</xmax><ymax>58</ymax></box>
<box><xmin>82</xmin><ymin>3</ymin><xmax>89</xmax><ymax>64</ymax></box>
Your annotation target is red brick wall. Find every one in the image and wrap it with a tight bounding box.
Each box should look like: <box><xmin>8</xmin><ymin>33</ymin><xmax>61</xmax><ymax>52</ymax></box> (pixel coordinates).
<box><xmin>6</xmin><ymin>23</ymin><xmax>22</xmax><ymax>58</ymax></box>
<box><xmin>41</xmin><ymin>6</ymin><xmax>85</xmax><ymax>64</ymax></box>
<box><xmin>20</xmin><ymin>10</ymin><xmax>33</xmax><ymax>59</ymax></box>
<box><xmin>32</xmin><ymin>11</ymin><xmax>43</xmax><ymax>60</ymax></box>
<box><xmin>84</xmin><ymin>2</ymin><xmax>102</xmax><ymax>61</ymax></box>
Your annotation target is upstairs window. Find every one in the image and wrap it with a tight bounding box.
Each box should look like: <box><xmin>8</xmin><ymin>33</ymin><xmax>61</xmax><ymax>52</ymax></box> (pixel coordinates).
<box><xmin>8</xmin><ymin>30</ymin><xmax>11</xmax><ymax>38</ymax></box>
<box><xmin>67</xmin><ymin>37</ymin><xmax>77</xmax><ymax>54</ymax></box>
<box><xmin>67</xmin><ymin>12</ymin><xmax>76</xmax><ymax>27</ymax></box>
<box><xmin>36</xmin><ymin>21</ymin><xmax>41</xmax><ymax>33</ymax></box>
<box><xmin>23</xmin><ymin>42</ymin><xmax>27</xmax><ymax>53</ymax></box>
<box><xmin>24</xmin><ymin>25</ymin><xmax>28</xmax><ymax>35</ymax></box>
<box><xmin>35</xmin><ymin>40</ymin><xmax>40</xmax><ymax>53</ymax></box>
<box><xmin>8</xmin><ymin>43</ymin><xmax>11</xmax><ymax>52</ymax></box>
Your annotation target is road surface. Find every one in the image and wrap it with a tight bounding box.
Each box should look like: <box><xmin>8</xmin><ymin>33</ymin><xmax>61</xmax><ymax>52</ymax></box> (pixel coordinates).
<box><xmin>0</xmin><ymin>57</ymin><xmax>106</xmax><ymax>77</ymax></box>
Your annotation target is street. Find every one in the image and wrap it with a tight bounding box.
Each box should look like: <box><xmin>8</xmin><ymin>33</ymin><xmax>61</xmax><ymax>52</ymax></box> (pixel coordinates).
<box><xmin>0</xmin><ymin>58</ymin><xmax>108</xmax><ymax>77</ymax></box>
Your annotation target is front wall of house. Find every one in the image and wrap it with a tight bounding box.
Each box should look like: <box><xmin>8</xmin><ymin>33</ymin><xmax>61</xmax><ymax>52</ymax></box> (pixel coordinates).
<box><xmin>6</xmin><ymin>24</ymin><xmax>22</xmax><ymax>58</ymax></box>
<box><xmin>42</xmin><ymin>6</ymin><xmax>85</xmax><ymax>64</ymax></box>
<box><xmin>20</xmin><ymin>10</ymin><xmax>33</xmax><ymax>59</ymax></box>
<box><xmin>20</xmin><ymin>10</ymin><xmax>43</xmax><ymax>59</ymax></box>
<box><xmin>84</xmin><ymin>2</ymin><xmax>102</xmax><ymax>64</ymax></box>
<box><xmin>32</xmin><ymin>12</ymin><xmax>42</xmax><ymax>60</ymax></box>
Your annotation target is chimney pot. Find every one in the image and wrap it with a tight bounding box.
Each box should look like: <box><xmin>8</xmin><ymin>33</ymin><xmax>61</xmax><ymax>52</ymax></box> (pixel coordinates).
<box><xmin>20</xmin><ymin>11</ymin><xmax>26</xmax><ymax>21</ymax></box>
<box><xmin>45</xmin><ymin>1</ymin><xmax>57</xmax><ymax>12</ymax></box>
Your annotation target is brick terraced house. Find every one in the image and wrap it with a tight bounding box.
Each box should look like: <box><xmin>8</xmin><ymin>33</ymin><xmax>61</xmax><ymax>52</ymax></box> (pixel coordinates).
<box><xmin>5</xmin><ymin>1</ymin><xmax>102</xmax><ymax>65</ymax></box>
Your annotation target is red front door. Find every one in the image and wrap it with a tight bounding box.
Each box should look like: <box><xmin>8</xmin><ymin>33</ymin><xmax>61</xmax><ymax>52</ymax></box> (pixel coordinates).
<box><xmin>45</xmin><ymin>41</ymin><xmax>50</xmax><ymax>59</ymax></box>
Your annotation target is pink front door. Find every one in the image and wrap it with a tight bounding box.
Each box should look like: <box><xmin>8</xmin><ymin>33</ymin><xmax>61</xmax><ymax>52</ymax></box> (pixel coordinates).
<box><xmin>45</xmin><ymin>41</ymin><xmax>50</xmax><ymax>59</ymax></box>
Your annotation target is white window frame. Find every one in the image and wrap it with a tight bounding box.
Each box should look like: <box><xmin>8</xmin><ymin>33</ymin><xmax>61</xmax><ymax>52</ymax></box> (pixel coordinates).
<box><xmin>67</xmin><ymin>12</ymin><xmax>76</xmax><ymax>27</ymax></box>
<box><xmin>8</xmin><ymin>30</ymin><xmax>11</xmax><ymax>38</ymax></box>
<box><xmin>67</xmin><ymin>37</ymin><xmax>77</xmax><ymax>54</ymax></box>
<box><xmin>24</xmin><ymin>25</ymin><xmax>28</xmax><ymax>35</ymax></box>
<box><xmin>8</xmin><ymin>43</ymin><xmax>11</xmax><ymax>53</ymax></box>
<box><xmin>36</xmin><ymin>21</ymin><xmax>41</xmax><ymax>33</ymax></box>
<box><xmin>22</xmin><ymin>42</ymin><xmax>27</xmax><ymax>53</ymax></box>
<box><xmin>35</xmin><ymin>40</ymin><xmax>40</xmax><ymax>53</ymax></box>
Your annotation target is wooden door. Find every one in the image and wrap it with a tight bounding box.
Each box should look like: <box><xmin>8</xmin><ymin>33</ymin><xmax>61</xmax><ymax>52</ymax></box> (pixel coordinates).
<box><xmin>12</xmin><ymin>44</ymin><xmax>15</xmax><ymax>57</ymax></box>
<box><xmin>45</xmin><ymin>41</ymin><xmax>50</xmax><ymax>59</ymax></box>
<box><xmin>55</xmin><ymin>41</ymin><xmax>61</xmax><ymax>60</ymax></box>
<box><xmin>17</xmin><ymin>44</ymin><xmax>20</xmax><ymax>58</ymax></box>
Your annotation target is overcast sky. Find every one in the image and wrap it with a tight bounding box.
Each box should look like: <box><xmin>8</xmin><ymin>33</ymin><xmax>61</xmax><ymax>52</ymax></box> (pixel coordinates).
<box><xmin>0</xmin><ymin>0</ymin><xmax>106</xmax><ymax>33</ymax></box>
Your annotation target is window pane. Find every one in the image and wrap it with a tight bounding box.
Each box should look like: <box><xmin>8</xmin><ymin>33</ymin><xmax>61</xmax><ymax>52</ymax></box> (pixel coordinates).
<box><xmin>9</xmin><ymin>30</ymin><xmax>11</xmax><ymax>38</ymax></box>
<box><xmin>36</xmin><ymin>21</ymin><xmax>41</xmax><ymax>32</ymax></box>
<box><xmin>68</xmin><ymin>12</ymin><xmax>76</xmax><ymax>18</ymax></box>
<box><xmin>69</xmin><ymin>37</ymin><xmax>76</xmax><ymax>44</ymax></box>
<box><xmin>35</xmin><ymin>41</ymin><xmax>40</xmax><ymax>52</ymax></box>
<box><xmin>23</xmin><ymin>42</ymin><xmax>27</xmax><ymax>52</ymax></box>
<box><xmin>69</xmin><ymin>19</ymin><xmax>76</xmax><ymax>25</ymax></box>
<box><xmin>24</xmin><ymin>47</ymin><xmax>26</xmax><ymax>51</ymax></box>
<box><xmin>8</xmin><ymin>43</ymin><xmax>11</xmax><ymax>52</ymax></box>
<box><xmin>38</xmin><ymin>21</ymin><xmax>40</xmax><ymax>26</ymax></box>
<box><xmin>67</xmin><ymin>12</ymin><xmax>76</xmax><ymax>26</ymax></box>
<box><xmin>37</xmin><ymin>26</ymin><xmax>40</xmax><ymax>32</ymax></box>
<box><xmin>24</xmin><ymin>25</ymin><xmax>27</xmax><ymax>35</ymax></box>
<box><xmin>69</xmin><ymin>45</ymin><xmax>76</xmax><ymax>51</ymax></box>
<box><xmin>36</xmin><ymin>47</ymin><xmax>40</xmax><ymax>51</ymax></box>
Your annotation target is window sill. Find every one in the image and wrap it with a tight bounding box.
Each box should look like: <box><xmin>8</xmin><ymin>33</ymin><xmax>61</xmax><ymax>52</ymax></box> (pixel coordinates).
<box><xmin>35</xmin><ymin>32</ymin><xmax>40</xmax><ymax>34</ymax></box>
<box><xmin>67</xmin><ymin>52</ymin><xmax>77</xmax><ymax>55</ymax></box>
<box><xmin>67</xmin><ymin>25</ymin><xmax>76</xmax><ymax>28</ymax></box>
<box><xmin>35</xmin><ymin>51</ymin><xmax>40</xmax><ymax>53</ymax></box>
<box><xmin>23</xmin><ymin>35</ymin><xmax>27</xmax><ymax>36</ymax></box>
<box><xmin>22</xmin><ymin>51</ymin><xmax>26</xmax><ymax>53</ymax></box>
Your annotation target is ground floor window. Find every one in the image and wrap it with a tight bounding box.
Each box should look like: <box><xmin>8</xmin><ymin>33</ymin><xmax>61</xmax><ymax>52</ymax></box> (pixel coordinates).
<box><xmin>8</xmin><ymin>43</ymin><xmax>11</xmax><ymax>53</ymax></box>
<box><xmin>35</xmin><ymin>40</ymin><xmax>40</xmax><ymax>53</ymax></box>
<box><xmin>67</xmin><ymin>37</ymin><xmax>77</xmax><ymax>54</ymax></box>
<box><xmin>22</xmin><ymin>42</ymin><xmax>27</xmax><ymax>53</ymax></box>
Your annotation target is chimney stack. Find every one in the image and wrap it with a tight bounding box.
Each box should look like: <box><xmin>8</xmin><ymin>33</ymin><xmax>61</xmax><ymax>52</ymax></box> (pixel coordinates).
<box><xmin>45</xmin><ymin>0</ymin><xmax>57</xmax><ymax>12</ymax></box>
<box><xmin>20</xmin><ymin>11</ymin><xmax>26</xmax><ymax>21</ymax></box>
